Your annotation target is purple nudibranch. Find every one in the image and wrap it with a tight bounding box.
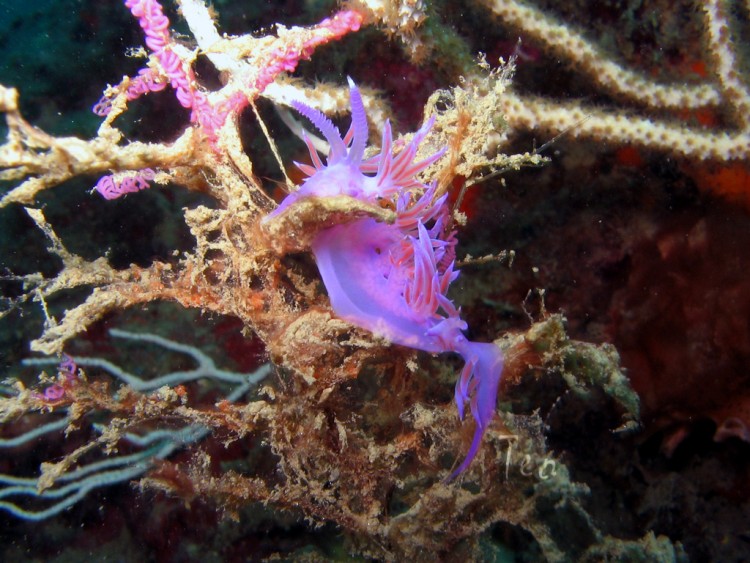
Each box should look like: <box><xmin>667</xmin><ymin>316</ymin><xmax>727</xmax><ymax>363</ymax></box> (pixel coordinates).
<box><xmin>269</xmin><ymin>78</ymin><xmax>504</xmax><ymax>478</ymax></box>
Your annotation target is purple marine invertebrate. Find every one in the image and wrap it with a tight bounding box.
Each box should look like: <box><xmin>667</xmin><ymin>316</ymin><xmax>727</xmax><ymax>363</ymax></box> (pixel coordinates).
<box><xmin>266</xmin><ymin>80</ymin><xmax>443</xmax><ymax>219</ymax></box>
<box><xmin>270</xmin><ymin>79</ymin><xmax>503</xmax><ymax>478</ymax></box>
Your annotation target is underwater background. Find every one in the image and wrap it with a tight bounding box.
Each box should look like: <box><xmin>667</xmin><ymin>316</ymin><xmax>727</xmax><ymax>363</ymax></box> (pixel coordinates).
<box><xmin>1</xmin><ymin>0</ymin><xmax>749</xmax><ymax>561</ymax></box>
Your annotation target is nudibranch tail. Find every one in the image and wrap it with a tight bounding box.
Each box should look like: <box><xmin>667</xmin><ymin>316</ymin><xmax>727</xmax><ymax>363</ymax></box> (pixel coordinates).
<box><xmin>449</xmin><ymin>340</ymin><xmax>504</xmax><ymax>480</ymax></box>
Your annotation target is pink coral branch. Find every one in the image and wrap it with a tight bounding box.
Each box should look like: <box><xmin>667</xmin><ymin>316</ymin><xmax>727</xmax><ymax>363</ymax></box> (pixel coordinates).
<box><xmin>252</xmin><ymin>11</ymin><xmax>364</xmax><ymax>96</ymax></box>
<box><xmin>93</xmin><ymin>67</ymin><xmax>168</xmax><ymax>117</ymax></box>
<box><xmin>114</xmin><ymin>2</ymin><xmax>363</xmax><ymax>139</ymax></box>
<box><xmin>94</xmin><ymin>168</ymin><xmax>156</xmax><ymax>200</ymax></box>
<box><xmin>92</xmin><ymin>3</ymin><xmax>364</xmax><ymax>200</ymax></box>
<box><xmin>124</xmin><ymin>0</ymin><xmax>210</xmax><ymax>121</ymax></box>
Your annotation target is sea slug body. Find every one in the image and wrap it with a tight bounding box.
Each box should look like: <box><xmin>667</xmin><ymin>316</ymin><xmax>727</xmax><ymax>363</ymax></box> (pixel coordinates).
<box><xmin>269</xmin><ymin>79</ymin><xmax>504</xmax><ymax>477</ymax></box>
